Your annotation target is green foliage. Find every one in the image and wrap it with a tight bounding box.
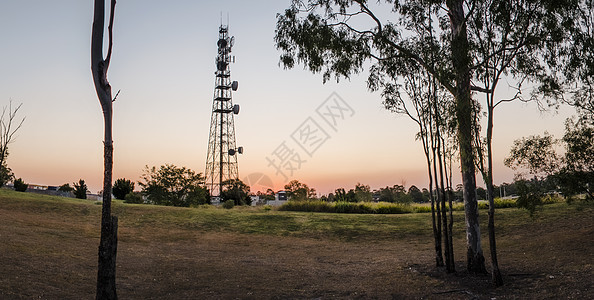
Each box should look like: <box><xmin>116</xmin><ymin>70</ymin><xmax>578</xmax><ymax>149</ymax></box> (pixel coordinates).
<box><xmin>493</xmin><ymin>198</ymin><xmax>518</xmax><ymax>208</ymax></box>
<box><xmin>220</xmin><ymin>179</ymin><xmax>251</xmax><ymax>206</ymax></box>
<box><xmin>354</xmin><ymin>183</ymin><xmax>373</xmax><ymax>202</ymax></box>
<box><xmin>124</xmin><ymin>192</ymin><xmax>143</xmax><ymax>204</ymax></box>
<box><xmin>507</xmin><ymin>119</ymin><xmax>594</xmax><ymax>202</ymax></box>
<box><xmin>139</xmin><ymin>164</ymin><xmax>209</xmax><ymax>207</ymax></box>
<box><xmin>408</xmin><ymin>185</ymin><xmax>426</xmax><ymax>203</ymax></box>
<box><xmin>73</xmin><ymin>179</ymin><xmax>88</xmax><ymax>200</ymax></box>
<box><xmin>556</xmin><ymin>119</ymin><xmax>594</xmax><ymax>200</ymax></box>
<box><xmin>13</xmin><ymin>178</ymin><xmax>27</xmax><ymax>192</ymax></box>
<box><xmin>257</xmin><ymin>189</ymin><xmax>275</xmax><ymax>201</ymax></box>
<box><xmin>279</xmin><ymin>200</ymin><xmax>412</xmax><ymax>214</ymax></box>
<box><xmin>112</xmin><ymin>178</ymin><xmax>135</xmax><ymax>200</ymax></box>
<box><xmin>378</xmin><ymin>185</ymin><xmax>411</xmax><ymax>204</ymax></box>
<box><xmin>284</xmin><ymin>180</ymin><xmax>316</xmax><ymax>201</ymax></box>
<box><xmin>222</xmin><ymin>199</ymin><xmax>235</xmax><ymax>209</ymax></box>
<box><xmin>58</xmin><ymin>183</ymin><xmax>74</xmax><ymax>192</ymax></box>
<box><xmin>333</xmin><ymin>188</ymin><xmax>355</xmax><ymax>202</ymax></box>
<box><xmin>413</xmin><ymin>205</ymin><xmax>432</xmax><ymax>213</ymax></box>
<box><xmin>504</xmin><ymin>133</ymin><xmax>560</xmax><ymax>177</ymax></box>
<box><xmin>515</xmin><ymin>178</ymin><xmax>546</xmax><ymax>216</ymax></box>
<box><xmin>0</xmin><ymin>162</ymin><xmax>14</xmax><ymax>188</ymax></box>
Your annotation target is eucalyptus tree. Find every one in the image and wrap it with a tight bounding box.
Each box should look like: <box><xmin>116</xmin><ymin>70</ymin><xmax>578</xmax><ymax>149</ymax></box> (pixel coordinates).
<box><xmin>275</xmin><ymin>0</ymin><xmax>581</xmax><ymax>279</ymax></box>
<box><xmin>275</xmin><ymin>0</ymin><xmax>487</xmax><ymax>273</ymax></box>
<box><xmin>378</xmin><ymin>53</ymin><xmax>456</xmax><ymax>271</ymax></box>
<box><xmin>467</xmin><ymin>0</ymin><xmax>579</xmax><ymax>285</ymax></box>
<box><xmin>564</xmin><ymin>0</ymin><xmax>594</xmax><ymax>117</ymax></box>
<box><xmin>91</xmin><ymin>0</ymin><xmax>118</xmax><ymax>298</ymax></box>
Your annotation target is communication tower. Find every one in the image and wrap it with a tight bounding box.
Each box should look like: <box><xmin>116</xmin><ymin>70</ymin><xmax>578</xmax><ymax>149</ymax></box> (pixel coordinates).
<box><xmin>205</xmin><ymin>24</ymin><xmax>242</xmax><ymax>199</ymax></box>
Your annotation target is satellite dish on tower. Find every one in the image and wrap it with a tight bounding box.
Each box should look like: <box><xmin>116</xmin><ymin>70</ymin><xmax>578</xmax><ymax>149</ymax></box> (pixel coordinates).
<box><xmin>217</xmin><ymin>38</ymin><xmax>227</xmax><ymax>49</ymax></box>
<box><xmin>238</xmin><ymin>146</ymin><xmax>243</xmax><ymax>154</ymax></box>
<box><xmin>233</xmin><ymin>104</ymin><xmax>240</xmax><ymax>114</ymax></box>
<box><xmin>228</xmin><ymin>149</ymin><xmax>236</xmax><ymax>156</ymax></box>
<box><xmin>217</xmin><ymin>60</ymin><xmax>227</xmax><ymax>71</ymax></box>
<box><xmin>231</xmin><ymin>81</ymin><xmax>238</xmax><ymax>91</ymax></box>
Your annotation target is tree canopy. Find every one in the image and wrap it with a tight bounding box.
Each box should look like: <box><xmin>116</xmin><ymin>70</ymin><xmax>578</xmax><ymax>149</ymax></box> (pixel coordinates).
<box><xmin>221</xmin><ymin>179</ymin><xmax>251</xmax><ymax>206</ymax></box>
<box><xmin>139</xmin><ymin>164</ymin><xmax>209</xmax><ymax>207</ymax></box>
<box><xmin>284</xmin><ymin>179</ymin><xmax>317</xmax><ymax>201</ymax></box>
<box><xmin>112</xmin><ymin>178</ymin><xmax>135</xmax><ymax>200</ymax></box>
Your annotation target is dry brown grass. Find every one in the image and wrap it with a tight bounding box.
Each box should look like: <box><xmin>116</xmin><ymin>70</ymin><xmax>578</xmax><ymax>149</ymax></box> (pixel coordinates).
<box><xmin>0</xmin><ymin>190</ymin><xmax>592</xmax><ymax>299</ymax></box>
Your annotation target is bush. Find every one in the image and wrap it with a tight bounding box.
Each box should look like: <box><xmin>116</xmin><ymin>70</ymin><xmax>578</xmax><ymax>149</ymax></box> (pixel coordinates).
<box><xmin>73</xmin><ymin>179</ymin><xmax>88</xmax><ymax>199</ymax></box>
<box><xmin>222</xmin><ymin>199</ymin><xmax>235</xmax><ymax>209</ymax></box>
<box><xmin>413</xmin><ymin>205</ymin><xmax>432</xmax><ymax>213</ymax></box>
<box><xmin>13</xmin><ymin>178</ymin><xmax>28</xmax><ymax>192</ymax></box>
<box><xmin>220</xmin><ymin>179</ymin><xmax>251</xmax><ymax>206</ymax></box>
<box><xmin>58</xmin><ymin>183</ymin><xmax>74</xmax><ymax>192</ymax></box>
<box><xmin>494</xmin><ymin>198</ymin><xmax>517</xmax><ymax>208</ymax></box>
<box><xmin>0</xmin><ymin>163</ymin><xmax>14</xmax><ymax>188</ymax></box>
<box><xmin>279</xmin><ymin>200</ymin><xmax>412</xmax><ymax>214</ymax></box>
<box><xmin>113</xmin><ymin>178</ymin><xmax>135</xmax><ymax>200</ymax></box>
<box><xmin>124</xmin><ymin>192</ymin><xmax>144</xmax><ymax>204</ymax></box>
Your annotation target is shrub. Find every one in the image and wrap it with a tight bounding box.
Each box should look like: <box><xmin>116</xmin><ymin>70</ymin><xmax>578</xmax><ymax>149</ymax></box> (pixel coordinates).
<box><xmin>220</xmin><ymin>179</ymin><xmax>251</xmax><ymax>206</ymax></box>
<box><xmin>494</xmin><ymin>198</ymin><xmax>517</xmax><ymax>208</ymax></box>
<box><xmin>279</xmin><ymin>200</ymin><xmax>412</xmax><ymax>214</ymax></box>
<box><xmin>0</xmin><ymin>163</ymin><xmax>14</xmax><ymax>188</ymax></box>
<box><xmin>124</xmin><ymin>192</ymin><xmax>144</xmax><ymax>204</ymax></box>
<box><xmin>58</xmin><ymin>183</ymin><xmax>74</xmax><ymax>192</ymax></box>
<box><xmin>113</xmin><ymin>178</ymin><xmax>135</xmax><ymax>200</ymax></box>
<box><xmin>374</xmin><ymin>202</ymin><xmax>412</xmax><ymax>214</ymax></box>
<box><xmin>413</xmin><ymin>205</ymin><xmax>432</xmax><ymax>213</ymax></box>
<box><xmin>73</xmin><ymin>179</ymin><xmax>88</xmax><ymax>199</ymax></box>
<box><xmin>13</xmin><ymin>178</ymin><xmax>28</xmax><ymax>192</ymax></box>
<box><xmin>222</xmin><ymin>199</ymin><xmax>235</xmax><ymax>209</ymax></box>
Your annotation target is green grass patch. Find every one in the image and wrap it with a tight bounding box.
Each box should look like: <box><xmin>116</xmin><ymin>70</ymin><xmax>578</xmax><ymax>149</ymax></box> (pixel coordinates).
<box><xmin>3</xmin><ymin>188</ymin><xmax>591</xmax><ymax>243</ymax></box>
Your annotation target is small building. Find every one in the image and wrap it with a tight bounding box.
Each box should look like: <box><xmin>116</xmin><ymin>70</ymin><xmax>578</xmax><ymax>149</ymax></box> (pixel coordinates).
<box><xmin>266</xmin><ymin>190</ymin><xmax>288</xmax><ymax>206</ymax></box>
<box><xmin>250</xmin><ymin>195</ymin><xmax>260</xmax><ymax>206</ymax></box>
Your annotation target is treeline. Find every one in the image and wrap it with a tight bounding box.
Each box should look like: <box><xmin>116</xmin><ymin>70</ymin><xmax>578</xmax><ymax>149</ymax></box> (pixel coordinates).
<box><xmin>280</xmin><ymin>179</ymin><xmax>526</xmax><ymax>204</ymax></box>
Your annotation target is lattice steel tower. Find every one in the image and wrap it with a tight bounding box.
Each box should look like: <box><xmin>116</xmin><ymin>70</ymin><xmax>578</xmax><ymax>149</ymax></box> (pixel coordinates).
<box><xmin>205</xmin><ymin>24</ymin><xmax>242</xmax><ymax>198</ymax></box>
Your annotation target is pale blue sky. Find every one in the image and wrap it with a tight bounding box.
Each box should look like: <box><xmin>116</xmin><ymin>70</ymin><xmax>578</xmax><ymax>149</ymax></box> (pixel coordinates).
<box><xmin>0</xmin><ymin>1</ymin><xmax>576</xmax><ymax>194</ymax></box>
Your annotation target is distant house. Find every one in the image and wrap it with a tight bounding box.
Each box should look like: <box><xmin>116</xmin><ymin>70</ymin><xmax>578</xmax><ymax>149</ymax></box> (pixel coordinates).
<box><xmin>266</xmin><ymin>190</ymin><xmax>288</xmax><ymax>206</ymax></box>
<box><xmin>250</xmin><ymin>195</ymin><xmax>259</xmax><ymax>206</ymax></box>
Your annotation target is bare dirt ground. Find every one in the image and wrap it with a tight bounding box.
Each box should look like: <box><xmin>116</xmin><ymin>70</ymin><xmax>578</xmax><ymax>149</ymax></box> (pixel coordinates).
<box><xmin>0</xmin><ymin>197</ymin><xmax>592</xmax><ymax>299</ymax></box>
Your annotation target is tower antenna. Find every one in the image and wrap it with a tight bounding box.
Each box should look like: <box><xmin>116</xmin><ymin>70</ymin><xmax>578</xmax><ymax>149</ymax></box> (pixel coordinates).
<box><xmin>205</xmin><ymin>24</ymin><xmax>242</xmax><ymax>202</ymax></box>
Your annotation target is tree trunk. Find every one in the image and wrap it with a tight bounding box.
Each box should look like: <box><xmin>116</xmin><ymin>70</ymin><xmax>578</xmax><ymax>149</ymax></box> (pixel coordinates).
<box><xmin>427</xmin><ymin>158</ymin><xmax>443</xmax><ymax>267</ymax></box>
<box><xmin>437</xmin><ymin>138</ymin><xmax>455</xmax><ymax>273</ymax></box>
<box><xmin>446</xmin><ymin>0</ymin><xmax>487</xmax><ymax>274</ymax></box>
<box><xmin>434</xmin><ymin>96</ymin><xmax>454</xmax><ymax>273</ymax></box>
<box><xmin>422</xmin><ymin>116</ymin><xmax>443</xmax><ymax>267</ymax></box>
<box><xmin>486</xmin><ymin>105</ymin><xmax>503</xmax><ymax>286</ymax></box>
<box><xmin>91</xmin><ymin>0</ymin><xmax>118</xmax><ymax>298</ymax></box>
<box><xmin>430</xmin><ymin>118</ymin><xmax>444</xmax><ymax>268</ymax></box>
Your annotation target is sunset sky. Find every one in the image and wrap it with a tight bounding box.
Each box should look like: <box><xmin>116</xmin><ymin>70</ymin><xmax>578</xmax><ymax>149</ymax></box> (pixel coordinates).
<box><xmin>0</xmin><ymin>1</ymin><xmax>576</xmax><ymax>195</ymax></box>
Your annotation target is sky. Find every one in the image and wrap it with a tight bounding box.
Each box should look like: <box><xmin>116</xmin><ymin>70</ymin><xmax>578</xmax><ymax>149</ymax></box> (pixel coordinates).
<box><xmin>0</xmin><ymin>1</ymin><xmax>577</xmax><ymax>195</ymax></box>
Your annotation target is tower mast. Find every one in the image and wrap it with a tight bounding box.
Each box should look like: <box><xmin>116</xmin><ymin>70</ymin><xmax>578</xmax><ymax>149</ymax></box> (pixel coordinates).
<box><xmin>205</xmin><ymin>24</ymin><xmax>242</xmax><ymax>201</ymax></box>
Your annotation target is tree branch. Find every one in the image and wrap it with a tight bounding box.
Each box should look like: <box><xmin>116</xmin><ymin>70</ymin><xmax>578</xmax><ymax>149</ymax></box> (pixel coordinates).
<box><xmin>104</xmin><ymin>0</ymin><xmax>117</xmax><ymax>69</ymax></box>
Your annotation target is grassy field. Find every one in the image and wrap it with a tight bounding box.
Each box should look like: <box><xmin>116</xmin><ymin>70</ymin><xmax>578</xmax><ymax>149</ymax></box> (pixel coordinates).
<box><xmin>0</xmin><ymin>189</ymin><xmax>592</xmax><ymax>299</ymax></box>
